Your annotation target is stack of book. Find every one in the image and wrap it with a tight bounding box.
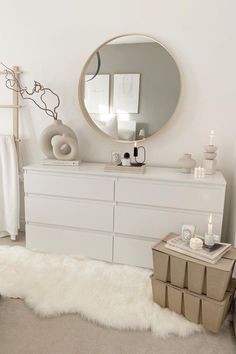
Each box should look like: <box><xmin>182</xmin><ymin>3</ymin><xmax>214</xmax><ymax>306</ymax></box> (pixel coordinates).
<box><xmin>165</xmin><ymin>235</ymin><xmax>231</xmax><ymax>264</ymax></box>
<box><xmin>41</xmin><ymin>159</ymin><xmax>81</xmax><ymax>166</ymax></box>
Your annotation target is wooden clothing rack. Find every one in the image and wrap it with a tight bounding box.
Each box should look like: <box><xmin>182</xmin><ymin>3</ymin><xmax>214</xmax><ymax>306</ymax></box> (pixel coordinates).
<box><xmin>0</xmin><ymin>66</ymin><xmax>21</xmax><ymax>241</ymax></box>
<box><xmin>0</xmin><ymin>66</ymin><xmax>21</xmax><ymax>147</ymax></box>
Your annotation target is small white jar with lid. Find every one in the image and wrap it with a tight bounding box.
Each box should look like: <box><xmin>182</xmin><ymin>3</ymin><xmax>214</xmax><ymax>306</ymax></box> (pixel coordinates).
<box><xmin>190</xmin><ymin>237</ymin><xmax>203</xmax><ymax>250</ymax></box>
<box><xmin>121</xmin><ymin>152</ymin><xmax>131</xmax><ymax>166</ymax></box>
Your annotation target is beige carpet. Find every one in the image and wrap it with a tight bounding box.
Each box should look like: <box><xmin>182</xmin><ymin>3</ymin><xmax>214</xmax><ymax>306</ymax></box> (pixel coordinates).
<box><xmin>0</xmin><ymin>298</ymin><xmax>235</xmax><ymax>354</ymax></box>
<box><xmin>0</xmin><ymin>234</ymin><xmax>235</xmax><ymax>354</ymax></box>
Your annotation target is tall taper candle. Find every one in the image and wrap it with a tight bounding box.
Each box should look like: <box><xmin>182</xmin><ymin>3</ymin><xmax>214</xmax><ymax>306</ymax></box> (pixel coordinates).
<box><xmin>208</xmin><ymin>214</ymin><xmax>213</xmax><ymax>236</ymax></box>
<box><xmin>209</xmin><ymin>130</ymin><xmax>215</xmax><ymax>145</ymax></box>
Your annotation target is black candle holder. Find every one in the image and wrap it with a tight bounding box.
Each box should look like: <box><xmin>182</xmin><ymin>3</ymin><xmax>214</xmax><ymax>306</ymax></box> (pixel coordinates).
<box><xmin>133</xmin><ymin>145</ymin><xmax>146</xmax><ymax>166</ymax></box>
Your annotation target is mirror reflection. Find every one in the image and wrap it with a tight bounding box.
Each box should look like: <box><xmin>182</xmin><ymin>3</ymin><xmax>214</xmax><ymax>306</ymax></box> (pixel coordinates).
<box><xmin>79</xmin><ymin>35</ymin><xmax>181</xmax><ymax>142</ymax></box>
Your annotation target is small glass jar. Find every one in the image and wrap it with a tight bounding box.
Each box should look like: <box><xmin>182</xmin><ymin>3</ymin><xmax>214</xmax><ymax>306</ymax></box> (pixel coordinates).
<box><xmin>111</xmin><ymin>152</ymin><xmax>121</xmax><ymax>165</ymax></box>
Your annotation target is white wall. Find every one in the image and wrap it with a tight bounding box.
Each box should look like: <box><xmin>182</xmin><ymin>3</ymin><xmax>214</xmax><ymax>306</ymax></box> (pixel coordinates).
<box><xmin>0</xmin><ymin>0</ymin><xmax>236</xmax><ymax>240</ymax></box>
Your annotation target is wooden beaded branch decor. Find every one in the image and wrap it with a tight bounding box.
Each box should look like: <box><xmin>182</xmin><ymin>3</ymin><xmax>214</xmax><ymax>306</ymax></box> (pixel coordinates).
<box><xmin>1</xmin><ymin>63</ymin><xmax>79</xmax><ymax>161</ymax></box>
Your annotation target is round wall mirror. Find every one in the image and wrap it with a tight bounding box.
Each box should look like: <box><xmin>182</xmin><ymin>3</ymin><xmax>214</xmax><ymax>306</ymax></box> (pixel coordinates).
<box><xmin>79</xmin><ymin>34</ymin><xmax>181</xmax><ymax>142</ymax></box>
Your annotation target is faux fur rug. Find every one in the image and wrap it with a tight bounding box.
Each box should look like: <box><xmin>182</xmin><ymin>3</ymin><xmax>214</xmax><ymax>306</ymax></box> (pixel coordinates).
<box><xmin>0</xmin><ymin>245</ymin><xmax>203</xmax><ymax>338</ymax></box>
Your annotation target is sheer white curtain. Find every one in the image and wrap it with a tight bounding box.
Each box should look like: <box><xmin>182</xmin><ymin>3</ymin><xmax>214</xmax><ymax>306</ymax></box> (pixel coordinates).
<box><xmin>0</xmin><ymin>135</ymin><xmax>19</xmax><ymax>240</ymax></box>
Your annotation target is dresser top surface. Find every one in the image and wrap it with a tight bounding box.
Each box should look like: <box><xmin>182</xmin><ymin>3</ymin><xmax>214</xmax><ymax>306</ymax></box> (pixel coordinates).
<box><xmin>24</xmin><ymin>162</ymin><xmax>226</xmax><ymax>186</ymax></box>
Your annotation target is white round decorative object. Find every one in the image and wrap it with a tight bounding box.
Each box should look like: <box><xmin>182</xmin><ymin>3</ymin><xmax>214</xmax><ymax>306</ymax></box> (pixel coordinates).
<box><xmin>204</xmin><ymin>152</ymin><xmax>217</xmax><ymax>160</ymax></box>
<box><xmin>40</xmin><ymin>120</ymin><xmax>79</xmax><ymax>160</ymax></box>
<box><xmin>205</xmin><ymin>145</ymin><xmax>218</xmax><ymax>153</ymax></box>
<box><xmin>178</xmin><ymin>153</ymin><xmax>196</xmax><ymax>173</ymax></box>
<box><xmin>190</xmin><ymin>237</ymin><xmax>203</xmax><ymax>250</ymax></box>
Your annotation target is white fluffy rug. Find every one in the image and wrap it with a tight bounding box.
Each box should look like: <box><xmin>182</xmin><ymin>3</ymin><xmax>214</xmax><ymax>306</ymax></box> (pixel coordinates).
<box><xmin>0</xmin><ymin>246</ymin><xmax>203</xmax><ymax>338</ymax></box>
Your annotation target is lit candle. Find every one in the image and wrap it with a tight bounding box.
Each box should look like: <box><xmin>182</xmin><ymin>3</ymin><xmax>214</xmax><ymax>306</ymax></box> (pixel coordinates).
<box><xmin>209</xmin><ymin>130</ymin><xmax>215</xmax><ymax>145</ymax></box>
<box><xmin>208</xmin><ymin>214</ymin><xmax>213</xmax><ymax>236</ymax></box>
<box><xmin>194</xmin><ymin>166</ymin><xmax>201</xmax><ymax>178</ymax></box>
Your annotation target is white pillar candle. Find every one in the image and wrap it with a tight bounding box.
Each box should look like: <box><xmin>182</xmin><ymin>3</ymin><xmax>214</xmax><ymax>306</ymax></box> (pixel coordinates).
<box><xmin>194</xmin><ymin>166</ymin><xmax>205</xmax><ymax>178</ymax></box>
<box><xmin>209</xmin><ymin>130</ymin><xmax>215</xmax><ymax>145</ymax></box>
<box><xmin>190</xmin><ymin>237</ymin><xmax>203</xmax><ymax>250</ymax></box>
<box><xmin>207</xmin><ymin>214</ymin><xmax>213</xmax><ymax>236</ymax></box>
<box><xmin>200</xmin><ymin>167</ymin><xmax>205</xmax><ymax>177</ymax></box>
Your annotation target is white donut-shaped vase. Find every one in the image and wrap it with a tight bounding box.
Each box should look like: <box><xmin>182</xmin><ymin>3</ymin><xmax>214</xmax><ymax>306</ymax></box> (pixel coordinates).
<box><xmin>52</xmin><ymin>134</ymin><xmax>78</xmax><ymax>161</ymax></box>
<box><xmin>40</xmin><ymin>120</ymin><xmax>78</xmax><ymax>159</ymax></box>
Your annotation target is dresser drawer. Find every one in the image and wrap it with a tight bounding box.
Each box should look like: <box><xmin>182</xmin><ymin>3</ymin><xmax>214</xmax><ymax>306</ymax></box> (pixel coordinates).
<box><xmin>113</xmin><ymin>235</ymin><xmax>156</xmax><ymax>268</ymax></box>
<box><xmin>25</xmin><ymin>196</ymin><xmax>114</xmax><ymax>232</ymax></box>
<box><xmin>26</xmin><ymin>224</ymin><xmax>113</xmax><ymax>261</ymax></box>
<box><xmin>115</xmin><ymin>205</ymin><xmax>223</xmax><ymax>238</ymax></box>
<box><xmin>116</xmin><ymin>179</ymin><xmax>225</xmax><ymax>213</ymax></box>
<box><xmin>24</xmin><ymin>172</ymin><xmax>114</xmax><ymax>201</ymax></box>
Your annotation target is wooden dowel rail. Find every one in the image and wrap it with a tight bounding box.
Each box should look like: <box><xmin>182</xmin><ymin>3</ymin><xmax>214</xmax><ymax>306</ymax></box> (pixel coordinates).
<box><xmin>0</xmin><ymin>105</ymin><xmax>21</xmax><ymax>108</ymax></box>
<box><xmin>0</xmin><ymin>70</ymin><xmax>22</xmax><ymax>75</ymax></box>
<box><xmin>0</xmin><ymin>65</ymin><xmax>21</xmax><ymax>148</ymax></box>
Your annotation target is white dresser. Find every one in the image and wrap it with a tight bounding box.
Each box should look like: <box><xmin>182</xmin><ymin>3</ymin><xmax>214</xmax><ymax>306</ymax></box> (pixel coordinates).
<box><xmin>24</xmin><ymin>163</ymin><xmax>226</xmax><ymax>268</ymax></box>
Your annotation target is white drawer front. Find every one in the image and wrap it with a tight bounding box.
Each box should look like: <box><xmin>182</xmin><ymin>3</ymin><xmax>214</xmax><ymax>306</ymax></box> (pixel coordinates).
<box><xmin>25</xmin><ymin>196</ymin><xmax>114</xmax><ymax>232</ymax></box>
<box><xmin>113</xmin><ymin>236</ymin><xmax>156</xmax><ymax>268</ymax></box>
<box><xmin>24</xmin><ymin>172</ymin><xmax>114</xmax><ymax>201</ymax></box>
<box><xmin>26</xmin><ymin>224</ymin><xmax>113</xmax><ymax>262</ymax></box>
<box><xmin>116</xmin><ymin>179</ymin><xmax>225</xmax><ymax>213</ymax></box>
<box><xmin>115</xmin><ymin>205</ymin><xmax>223</xmax><ymax>238</ymax></box>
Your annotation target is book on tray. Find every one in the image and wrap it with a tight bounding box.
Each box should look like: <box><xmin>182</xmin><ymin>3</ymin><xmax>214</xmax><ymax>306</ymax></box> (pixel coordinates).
<box><xmin>41</xmin><ymin>159</ymin><xmax>81</xmax><ymax>166</ymax></box>
<box><xmin>165</xmin><ymin>236</ymin><xmax>231</xmax><ymax>264</ymax></box>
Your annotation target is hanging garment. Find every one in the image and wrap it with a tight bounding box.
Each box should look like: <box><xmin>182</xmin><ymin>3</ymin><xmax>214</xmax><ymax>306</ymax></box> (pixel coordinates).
<box><xmin>0</xmin><ymin>135</ymin><xmax>19</xmax><ymax>240</ymax></box>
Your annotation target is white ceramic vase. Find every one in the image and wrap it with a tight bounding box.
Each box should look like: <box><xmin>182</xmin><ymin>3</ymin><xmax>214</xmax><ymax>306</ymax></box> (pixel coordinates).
<box><xmin>178</xmin><ymin>153</ymin><xmax>196</xmax><ymax>173</ymax></box>
<box><xmin>40</xmin><ymin>120</ymin><xmax>79</xmax><ymax>160</ymax></box>
<box><xmin>203</xmin><ymin>145</ymin><xmax>218</xmax><ymax>175</ymax></box>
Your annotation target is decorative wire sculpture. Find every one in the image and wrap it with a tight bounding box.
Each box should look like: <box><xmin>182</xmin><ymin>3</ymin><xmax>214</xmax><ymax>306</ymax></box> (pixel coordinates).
<box><xmin>85</xmin><ymin>52</ymin><xmax>101</xmax><ymax>82</ymax></box>
<box><xmin>1</xmin><ymin>63</ymin><xmax>60</xmax><ymax>120</ymax></box>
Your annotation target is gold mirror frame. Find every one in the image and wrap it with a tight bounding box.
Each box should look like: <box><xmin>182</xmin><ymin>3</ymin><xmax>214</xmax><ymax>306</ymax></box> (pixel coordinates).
<box><xmin>78</xmin><ymin>33</ymin><xmax>181</xmax><ymax>144</ymax></box>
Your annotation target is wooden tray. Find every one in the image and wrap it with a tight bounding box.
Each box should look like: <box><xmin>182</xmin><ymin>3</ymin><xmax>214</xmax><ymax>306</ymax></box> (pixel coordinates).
<box><xmin>104</xmin><ymin>163</ymin><xmax>146</xmax><ymax>174</ymax></box>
